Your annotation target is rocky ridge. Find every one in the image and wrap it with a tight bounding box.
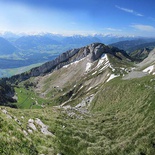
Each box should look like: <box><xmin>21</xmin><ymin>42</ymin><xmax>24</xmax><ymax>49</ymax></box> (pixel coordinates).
<box><xmin>0</xmin><ymin>43</ymin><xmax>133</xmax><ymax>108</ymax></box>
<box><xmin>7</xmin><ymin>43</ymin><xmax>131</xmax><ymax>83</ymax></box>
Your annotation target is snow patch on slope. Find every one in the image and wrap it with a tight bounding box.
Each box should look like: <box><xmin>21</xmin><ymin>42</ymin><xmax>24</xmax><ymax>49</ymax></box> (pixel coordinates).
<box><xmin>92</xmin><ymin>71</ymin><xmax>97</xmax><ymax>75</ymax></box>
<box><xmin>96</xmin><ymin>54</ymin><xmax>109</xmax><ymax>68</ymax></box>
<box><xmin>85</xmin><ymin>62</ymin><xmax>92</xmax><ymax>72</ymax></box>
<box><xmin>143</xmin><ymin>65</ymin><xmax>154</xmax><ymax>74</ymax></box>
<box><xmin>63</xmin><ymin>58</ymin><xmax>84</xmax><ymax>68</ymax></box>
<box><xmin>96</xmin><ymin>54</ymin><xmax>115</xmax><ymax>73</ymax></box>
<box><xmin>99</xmin><ymin>63</ymin><xmax>110</xmax><ymax>72</ymax></box>
<box><xmin>109</xmin><ymin>64</ymin><xmax>115</xmax><ymax>72</ymax></box>
<box><xmin>106</xmin><ymin>74</ymin><xmax>119</xmax><ymax>82</ymax></box>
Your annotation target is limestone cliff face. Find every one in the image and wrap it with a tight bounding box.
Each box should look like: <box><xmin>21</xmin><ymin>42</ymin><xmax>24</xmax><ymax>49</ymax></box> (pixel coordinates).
<box><xmin>8</xmin><ymin>43</ymin><xmax>131</xmax><ymax>83</ymax></box>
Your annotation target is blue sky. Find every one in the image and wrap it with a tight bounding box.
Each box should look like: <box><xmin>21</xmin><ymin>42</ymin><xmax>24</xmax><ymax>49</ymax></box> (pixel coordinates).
<box><xmin>0</xmin><ymin>0</ymin><xmax>155</xmax><ymax>36</ymax></box>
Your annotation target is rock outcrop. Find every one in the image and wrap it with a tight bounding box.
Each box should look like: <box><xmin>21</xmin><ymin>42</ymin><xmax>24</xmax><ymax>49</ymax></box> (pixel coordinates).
<box><xmin>6</xmin><ymin>43</ymin><xmax>131</xmax><ymax>83</ymax></box>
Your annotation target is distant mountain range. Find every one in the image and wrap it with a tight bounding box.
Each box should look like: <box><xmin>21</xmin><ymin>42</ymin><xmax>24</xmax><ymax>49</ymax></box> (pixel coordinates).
<box><xmin>0</xmin><ymin>33</ymin><xmax>136</xmax><ymax>67</ymax></box>
<box><xmin>0</xmin><ymin>37</ymin><xmax>18</xmax><ymax>55</ymax></box>
<box><xmin>14</xmin><ymin>35</ymin><xmax>60</xmax><ymax>50</ymax></box>
<box><xmin>1</xmin><ymin>32</ymin><xmax>155</xmax><ymax>55</ymax></box>
<box><xmin>110</xmin><ymin>38</ymin><xmax>155</xmax><ymax>52</ymax></box>
<box><xmin>110</xmin><ymin>39</ymin><xmax>155</xmax><ymax>61</ymax></box>
<box><xmin>0</xmin><ymin>33</ymin><xmax>147</xmax><ymax>55</ymax></box>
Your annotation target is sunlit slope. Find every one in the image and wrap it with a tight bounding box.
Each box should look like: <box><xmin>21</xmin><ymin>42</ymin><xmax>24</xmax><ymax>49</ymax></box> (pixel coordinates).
<box><xmin>1</xmin><ymin>74</ymin><xmax>155</xmax><ymax>155</ymax></box>
<box><xmin>1</xmin><ymin>43</ymin><xmax>155</xmax><ymax>155</ymax></box>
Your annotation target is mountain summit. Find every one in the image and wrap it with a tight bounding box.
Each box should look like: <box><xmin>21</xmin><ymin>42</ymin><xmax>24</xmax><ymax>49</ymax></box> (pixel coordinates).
<box><xmin>2</xmin><ymin>42</ymin><xmax>132</xmax><ymax>108</ymax></box>
<box><xmin>8</xmin><ymin>43</ymin><xmax>131</xmax><ymax>83</ymax></box>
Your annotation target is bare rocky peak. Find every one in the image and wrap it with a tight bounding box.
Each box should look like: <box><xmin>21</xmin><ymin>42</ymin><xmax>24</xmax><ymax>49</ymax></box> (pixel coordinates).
<box><xmin>7</xmin><ymin>43</ymin><xmax>129</xmax><ymax>83</ymax></box>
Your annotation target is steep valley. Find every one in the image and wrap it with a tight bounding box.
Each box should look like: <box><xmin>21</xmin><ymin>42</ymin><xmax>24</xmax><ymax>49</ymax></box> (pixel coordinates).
<box><xmin>1</xmin><ymin>43</ymin><xmax>155</xmax><ymax>155</ymax></box>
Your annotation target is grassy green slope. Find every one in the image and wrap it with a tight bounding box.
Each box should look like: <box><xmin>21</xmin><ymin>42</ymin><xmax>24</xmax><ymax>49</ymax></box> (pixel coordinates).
<box><xmin>1</xmin><ymin>75</ymin><xmax>155</xmax><ymax>154</ymax></box>
<box><xmin>91</xmin><ymin>76</ymin><xmax>155</xmax><ymax>154</ymax></box>
<box><xmin>52</xmin><ymin>75</ymin><xmax>155</xmax><ymax>155</ymax></box>
<box><xmin>15</xmin><ymin>87</ymin><xmax>48</xmax><ymax>109</ymax></box>
<box><xmin>0</xmin><ymin>107</ymin><xmax>58</xmax><ymax>155</ymax></box>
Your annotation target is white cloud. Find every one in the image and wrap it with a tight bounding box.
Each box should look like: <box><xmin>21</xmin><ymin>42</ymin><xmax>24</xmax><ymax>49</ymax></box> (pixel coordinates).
<box><xmin>131</xmin><ymin>24</ymin><xmax>155</xmax><ymax>31</ymax></box>
<box><xmin>106</xmin><ymin>27</ymin><xmax>122</xmax><ymax>32</ymax></box>
<box><xmin>115</xmin><ymin>5</ymin><xmax>143</xmax><ymax>17</ymax></box>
